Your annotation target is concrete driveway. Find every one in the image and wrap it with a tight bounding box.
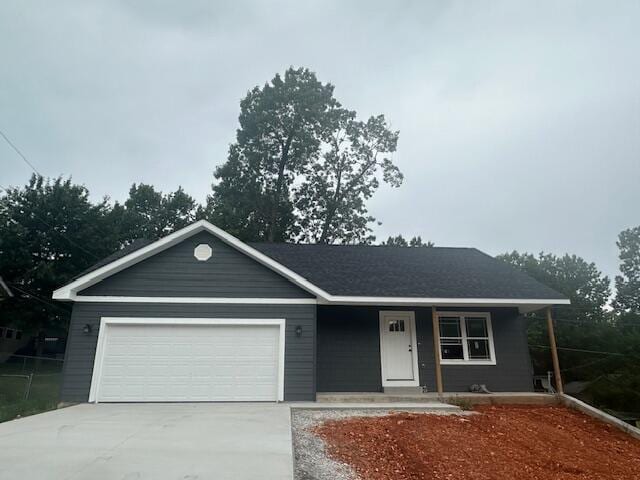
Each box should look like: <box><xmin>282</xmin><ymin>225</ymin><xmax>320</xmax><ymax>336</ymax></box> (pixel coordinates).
<box><xmin>0</xmin><ymin>403</ymin><xmax>293</xmax><ymax>480</ymax></box>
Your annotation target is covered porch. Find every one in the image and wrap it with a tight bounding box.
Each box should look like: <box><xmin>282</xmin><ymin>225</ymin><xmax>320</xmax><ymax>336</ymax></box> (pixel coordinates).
<box><xmin>315</xmin><ymin>304</ymin><xmax>563</xmax><ymax>396</ymax></box>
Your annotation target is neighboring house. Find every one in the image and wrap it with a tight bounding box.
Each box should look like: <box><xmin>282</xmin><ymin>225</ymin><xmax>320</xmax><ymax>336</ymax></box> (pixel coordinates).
<box><xmin>53</xmin><ymin>220</ymin><xmax>569</xmax><ymax>403</ymax></box>
<box><xmin>0</xmin><ymin>276</ymin><xmax>28</xmax><ymax>361</ymax></box>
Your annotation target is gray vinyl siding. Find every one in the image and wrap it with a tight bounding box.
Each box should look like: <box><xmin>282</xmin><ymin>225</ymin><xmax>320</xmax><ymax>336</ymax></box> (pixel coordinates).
<box><xmin>316</xmin><ymin>306</ymin><xmax>533</xmax><ymax>393</ymax></box>
<box><xmin>316</xmin><ymin>306</ymin><xmax>383</xmax><ymax>392</ymax></box>
<box><xmin>79</xmin><ymin>231</ymin><xmax>312</xmax><ymax>298</ymax></box>
<box><xmin>417</xmin><ymin>307</ymin><xmax>534</xmax><ymax>392</ymax></box>
<box><xmin>60</xmin><ymin>303</ymin><xmax>316</xmax><ymax>402</ymax></box>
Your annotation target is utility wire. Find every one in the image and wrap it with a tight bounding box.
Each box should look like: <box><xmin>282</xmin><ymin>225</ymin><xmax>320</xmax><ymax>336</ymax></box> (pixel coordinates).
<box><xmin>527</xmin><ymin>315</ymin><xmax>627</xmax><ymax>326</ymax></box>
<box><xmin>0</xmin><ymin>129</ymin><xmax>42</xmax><ymax>176</ymax></box>
<box><xmin>560</xmin><ymin>356</ymin><xmax>615</xmax><ymax>373</ymax></box>
<box><xmin>529</xmin><ymin>344</ymin><xmax>627</xmax><ymax>356</ymax></box>
<box><xmin>597</xmin><ymin>375</ymin><xmax>640</xmax><ymax>398</ymax></box>
<box><xmin>6</xmin><ymin>282</ymin><xmax>71</xmax><ymax>314</ymax></box>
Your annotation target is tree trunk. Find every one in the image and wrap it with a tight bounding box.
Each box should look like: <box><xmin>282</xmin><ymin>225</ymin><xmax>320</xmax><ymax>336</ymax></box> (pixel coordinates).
<box><xmin>267</xmin><ymin>137</ymin><xmax>293</xmax><ymax>242</ymax></box>
<box><xmin>319</xmin><ymin>170</ymin><xmax>342</xmax><ymax>243</ymax></box>
<box><xmin>319</xmin><ymin>155</ymin><xmax>377</xmax><ymax>243</ymax></box>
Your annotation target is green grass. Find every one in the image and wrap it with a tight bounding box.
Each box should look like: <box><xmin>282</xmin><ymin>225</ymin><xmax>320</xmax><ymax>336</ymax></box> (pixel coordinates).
<box><xmin>0</xmin><ymin>357</ymin><xmax>63</xmax><ymax>423</ymax></box>
<box><xmin>0</xmin><ymin>397</ymin><xmax>59</xmax><ymax>423</ymax></box>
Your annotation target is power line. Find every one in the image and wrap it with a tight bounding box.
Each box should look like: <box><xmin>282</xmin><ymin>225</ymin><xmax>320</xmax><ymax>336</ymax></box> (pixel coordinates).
<box><xmin>529</xmin><ymin>344</ymin><xmax>627</xmax><ymax>356</ymax></box>
<box><xmin>597</xmin><ymin>375</ymin><xmax>640</xmax><ymax>398</ymax></box>
<box><xmin>5</xmin><ymin>282</ymin><xmax>71</xmax><ymax>314</ymax></box>
<box><xmin>560</xmin><ymin>356</ymin><xmax>615</xmax><ymax>372</ymax></box>
<box><xmin>0</xmin><ymin>129</ymin><xmax>41</xmax><ymax>176</ymax></box>
<box><xmin>527</xmin><ymin>314</ymin><xmax>621</xmax><ymax>326</ymax></box>
<box><xmin>528</xmin><ymin>316</ymin><xmax>598</xmax><ymax>326</ymax></box>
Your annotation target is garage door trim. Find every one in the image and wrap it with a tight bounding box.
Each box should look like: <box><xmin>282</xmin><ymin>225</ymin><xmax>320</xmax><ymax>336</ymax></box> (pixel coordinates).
<box><xmin>88</xmin><ymin>317</ymin><xmax>286</xmax><ymax>403</ymax></box>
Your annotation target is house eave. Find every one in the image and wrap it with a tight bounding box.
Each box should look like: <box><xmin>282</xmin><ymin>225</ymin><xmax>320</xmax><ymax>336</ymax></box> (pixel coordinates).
<box><xmin>317</xmin><ymin>296</ymin><xmax>570</xmax><ymax>313</ymax></box>
<box><xmin>62</xmin><ymin>293</ymin><xmax>570</xmax><ymax>314</ymax></box>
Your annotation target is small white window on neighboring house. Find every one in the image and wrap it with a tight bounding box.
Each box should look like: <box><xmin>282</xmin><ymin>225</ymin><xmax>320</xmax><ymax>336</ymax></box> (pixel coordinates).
<box><xmin>194</xmin><ymin>243</ymin><xmax>213</xmax><ymax>261</ymax></box>
<box><xmin>438</xmin><ymin>312</ymin><xmax>496</xmax><ymax>365</ymax></box>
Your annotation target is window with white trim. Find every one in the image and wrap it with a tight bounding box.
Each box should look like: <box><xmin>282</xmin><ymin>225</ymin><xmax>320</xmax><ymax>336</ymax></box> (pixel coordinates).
<box><xmin>438</xmin><ymin>312</ymin><xmax>495</xmax><ymax>364</ymax></box>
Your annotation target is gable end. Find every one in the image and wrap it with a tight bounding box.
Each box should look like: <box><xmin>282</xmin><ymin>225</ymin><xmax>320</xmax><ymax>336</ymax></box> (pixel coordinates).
<box><xmin>77</xmin><ymin>231</ymin><xmax>313</xmax><ymax>298</ymax></box>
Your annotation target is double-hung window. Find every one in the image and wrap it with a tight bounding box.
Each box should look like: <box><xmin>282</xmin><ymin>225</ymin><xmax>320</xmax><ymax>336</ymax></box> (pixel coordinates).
<box><xmin>438</xmin><ymin>312</ymin><xmax>496</xmax><ymax>365</ymax></box>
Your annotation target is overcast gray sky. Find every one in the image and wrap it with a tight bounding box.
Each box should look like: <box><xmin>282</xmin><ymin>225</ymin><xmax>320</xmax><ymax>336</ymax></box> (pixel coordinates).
<box><xmin>1</xmin><ymin>1</ymin><xmax>638</xmax><ymax>283</ymax></box>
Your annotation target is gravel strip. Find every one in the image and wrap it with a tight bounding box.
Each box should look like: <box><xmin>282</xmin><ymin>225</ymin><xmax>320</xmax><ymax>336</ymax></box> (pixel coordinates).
<box><xmin>291</xmin><ymin>408</ymin><xmax>468</xmax><ymax>480</ymax></box>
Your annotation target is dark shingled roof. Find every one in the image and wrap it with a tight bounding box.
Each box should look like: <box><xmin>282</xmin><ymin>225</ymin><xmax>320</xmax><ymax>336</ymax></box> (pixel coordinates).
<box><xmin>71</xmin><ymin>238</ymin><xmax>566</xmax><ymax>300</ymax></box>
<box><xmin>249</xmin><ymin>243</ymin><xmax>566</xmax><ymax>299</ymax></box>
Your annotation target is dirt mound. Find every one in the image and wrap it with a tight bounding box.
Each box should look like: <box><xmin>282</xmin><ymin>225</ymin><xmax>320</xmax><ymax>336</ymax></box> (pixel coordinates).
<box><xmin>314</xmin><ymin>405</ymin><xmax>640</xmax><ymax>479</ymax></box>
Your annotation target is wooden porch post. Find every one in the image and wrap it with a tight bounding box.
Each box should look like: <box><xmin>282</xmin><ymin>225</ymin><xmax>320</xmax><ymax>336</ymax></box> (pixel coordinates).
<box><xmin>431</xmin><ymin>306</ymin><xmax>444</xmax><ymax>396</ymax></box>
<box><xmin>546</xmin><ymin>306</ymin><xmax>563</xmax><ymax>394</ymax></box>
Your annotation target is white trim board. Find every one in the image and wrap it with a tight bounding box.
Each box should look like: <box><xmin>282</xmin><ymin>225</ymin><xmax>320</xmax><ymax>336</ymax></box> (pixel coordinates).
<box><xmin>88</xmin><ymin>317</ymin><xmax>287</xmax><ymax>403</ymax></box>
<box><xmin>318</xmin><ymin>297</ymin><xmax>570</xmax><ymax>308</ymax></box>
<box><xmin>66</xmin><ymin>294</ymin><xmax>568</xmax><ymax>309</ymax></box>
<box><xmin>70</xmin><ymin>295</ymin><xmax>317</xmax><ymax>304</ymax></box>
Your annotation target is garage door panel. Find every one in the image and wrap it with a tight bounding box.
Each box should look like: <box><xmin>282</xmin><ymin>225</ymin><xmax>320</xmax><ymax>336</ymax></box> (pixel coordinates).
<box><xmin>94</xmin><ymin>322</ymin><xmax>281</xmax><ymax>402</ymax></box>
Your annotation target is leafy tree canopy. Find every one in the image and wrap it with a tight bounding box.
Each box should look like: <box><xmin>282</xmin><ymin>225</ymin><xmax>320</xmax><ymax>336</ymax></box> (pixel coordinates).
<box><xmin>613</xmin><ymin>225</ymin><xmax>640</xmax><ymax>316</ymax></box>
<box><xmin>498</xmin><ymin>251</ymin><xmax>611</xmax><ymax>323</ymax></box>
<box><xmin>119</xmin><ymin>183</ymin><xmax>197</xmax><ymax>243</ymax></box>
<box><xmin>0</xmin><ymin>177</ymin><xmax>198</xmax><ymax>334</ymax></box>
<box><xmin>296</xmin><ymin>113</ymin><xmax>401</xmax><ymax>244</ymax></box>
<box><xmin>0</xmin><ymin>175</ymin><xmax>119</xmax><ymax>333</ymax></box>
<box><xmin>380</xmin><ymin>234</ymin><xmax>434</xmax><ymax>247</ymax></box>
<box><xmin>205</xmin><ymin>67</ymin><xmax>402</xmax><ymax>244</ymax></box>
<box><xmin>498</xmin><ymin>251</ymin><xmax>612</xmax><ymax>381</ymax></box>
<box><xmin>204</xmin><ymin>67</ymin><xmax>338</xmax><ymax>242</ymax></box>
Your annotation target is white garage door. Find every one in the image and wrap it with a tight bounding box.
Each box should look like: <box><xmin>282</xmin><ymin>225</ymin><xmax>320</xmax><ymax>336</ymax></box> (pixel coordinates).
<box><xmin>91</xmin><ymin>320</ymin><xmax>283</xmax><ymax>402</ymax></box>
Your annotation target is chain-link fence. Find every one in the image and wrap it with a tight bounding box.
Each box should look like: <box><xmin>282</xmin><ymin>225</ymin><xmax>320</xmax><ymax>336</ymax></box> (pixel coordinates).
<box><xmin>0</xmin><ymin>354</ymin><xmax>64</xmax><ymax>421</ymax></box>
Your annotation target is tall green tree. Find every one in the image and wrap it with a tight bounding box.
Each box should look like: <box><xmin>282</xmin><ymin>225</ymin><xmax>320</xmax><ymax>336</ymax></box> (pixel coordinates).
<box><xmin>0</xmin><ymin>175</ymin><xmax>120</xmax><ymax>335</ymax></box>
<box><xmin>296</xmin><ymin>114</ymin><xmax>402</xmax><ymax>243</ymax></box>
<box><xmin>613</xmin><ymin>226</ymin><xmax>640</xmax><ymax>317</ymax></box>
<box><xmin>206</xmin><ymin>67</ymin><xmax>338</xmax><ymax>242</ymax></box>
<box><xmin>206</xmin><ymin>67</ymin><xmax>403</xmax><ymax>244</ymax></box>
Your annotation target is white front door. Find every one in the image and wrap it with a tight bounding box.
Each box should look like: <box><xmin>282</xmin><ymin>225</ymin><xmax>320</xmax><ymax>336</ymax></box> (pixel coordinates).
<box><xmin>379</xmin><ymin>311</ymin><xmax>419</xmax><ymax>387</ymax></box>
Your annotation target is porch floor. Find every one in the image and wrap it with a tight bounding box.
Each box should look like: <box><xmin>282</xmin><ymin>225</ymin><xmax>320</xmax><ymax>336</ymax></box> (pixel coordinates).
<box><xmin>291</xmin><ymin>400</ymin><xmax>458</xmax><ymax>412</ymax></box>
<box><xmin>316</xmin><ymin>392</ymin><xmax>557</xmax><ymax>406</ymax></box>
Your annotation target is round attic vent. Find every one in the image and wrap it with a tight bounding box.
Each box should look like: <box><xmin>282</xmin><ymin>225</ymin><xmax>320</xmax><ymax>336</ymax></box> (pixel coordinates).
<box><xmin>194</xmin><ymin>243</ymin><xmax>212</xmax><ymax>261</ymax></box>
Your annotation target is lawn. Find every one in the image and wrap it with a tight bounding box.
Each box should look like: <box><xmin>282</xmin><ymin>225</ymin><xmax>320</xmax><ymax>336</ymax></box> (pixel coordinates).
<box><xmin>311</xmin><ymin>405</ymin><xmax>640</xmax><ymax>480</ymax></box>
<box><xmin>0</xmin><ymin>356</ymin><xmax>63</xmax><ymax>423</ymax></box>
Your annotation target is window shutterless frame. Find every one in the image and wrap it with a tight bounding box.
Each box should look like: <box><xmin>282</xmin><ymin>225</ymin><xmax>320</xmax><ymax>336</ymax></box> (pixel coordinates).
<box><xmin>437</xmin><ymin>312</ymin><xmax>496</xmax><ymax>365</ymax></box>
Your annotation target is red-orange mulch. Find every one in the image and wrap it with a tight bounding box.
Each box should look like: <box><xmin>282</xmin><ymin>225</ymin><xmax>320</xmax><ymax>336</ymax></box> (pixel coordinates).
<box><xmin>313</xmin><ymin>405</ymin><xmax>640</xmax><ymax>480</ymax></box>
